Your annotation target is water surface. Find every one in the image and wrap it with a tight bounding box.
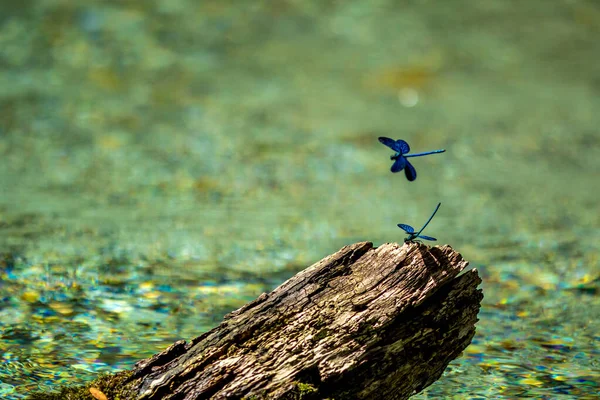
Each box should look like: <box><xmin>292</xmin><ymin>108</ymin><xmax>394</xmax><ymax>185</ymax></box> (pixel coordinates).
<box><xmin>0</xmin><ymin>1</ymin><xmax>598</xmax><ymax>398</ymax></box>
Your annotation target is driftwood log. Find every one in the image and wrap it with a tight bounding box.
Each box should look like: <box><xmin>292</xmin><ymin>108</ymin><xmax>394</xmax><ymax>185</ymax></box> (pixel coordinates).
<box><xmin>31</xmin><ymin>242</ymin><xmax>483</xmax><ymax>400</ymax></box>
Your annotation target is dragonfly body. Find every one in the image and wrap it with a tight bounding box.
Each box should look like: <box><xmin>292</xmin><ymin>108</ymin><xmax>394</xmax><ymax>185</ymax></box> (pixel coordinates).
<box><xmin>398</xmin><ymin>202</ymin><xmax>441</xmax><ymax>242</ymax></box>
<box><xmin>378</xmin><ymin>137</ymin><xmax>445</xmax><ymax>181</ymax></box>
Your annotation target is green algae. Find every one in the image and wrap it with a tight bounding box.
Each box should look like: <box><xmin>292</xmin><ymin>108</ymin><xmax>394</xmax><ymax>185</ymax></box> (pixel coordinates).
<box><xmin>26</xmin><ymin>371</ymin><xmax>136</xmax><ymax>400</ymax></box>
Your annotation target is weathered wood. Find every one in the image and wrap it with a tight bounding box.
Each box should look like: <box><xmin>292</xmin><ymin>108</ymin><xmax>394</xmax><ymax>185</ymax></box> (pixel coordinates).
<box><xmin>28</xmin><ymin>241</ymin><xmax>482</xmax><ymax>400</ymax></box>
<box><xmin>120</xmin><ymin>241</ymin><xmax>483</xmax><ymax>400</ymax></box>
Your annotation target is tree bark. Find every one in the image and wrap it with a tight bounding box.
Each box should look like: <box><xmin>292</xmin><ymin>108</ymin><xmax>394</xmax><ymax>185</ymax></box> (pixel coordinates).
<box><xmin>117</xmin><ymin>241</ymin><xmax>483</xmax><ymax>400</ymax></box>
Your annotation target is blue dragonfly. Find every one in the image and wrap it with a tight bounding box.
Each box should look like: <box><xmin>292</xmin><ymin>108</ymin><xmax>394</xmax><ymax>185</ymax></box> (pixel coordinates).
<box><xmin>398</xmin><ymin>202</ymin><xmax>441</xmax><ymax>242</ymax></box>
<box><xmin>378</xmin><ymin>137</ymin><xmax>445</xmax><ymax>181</ymax></box>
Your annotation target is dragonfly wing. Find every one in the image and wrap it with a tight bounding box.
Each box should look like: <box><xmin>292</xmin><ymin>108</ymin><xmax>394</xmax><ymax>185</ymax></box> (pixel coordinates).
<box><xmin>417</xmin><ymin>235</ymin><xmax>437</xmax><ymax>241</ymax></box>
<box><xmin>391</xmin><ymin>156</ymin><xmax>406</xmax><ymax>173</ymax></box>
<box><xmin>378</xmin><ymin>136</ymin><xmax>402</xmax><ymax>152</ymax></box>
<box><xmin>396</xmin><ymin>139</ymin><xmax>410</xmax><ymax>154</ymax></box>
<box><xmin>398</xmin><ymin>224</ymin><xmax>414</xmax><ymax>233</ymax></box>
<box><xmin>404</xmin><ymin>159</ymin><xmax>417</xmax><ymax>181</ymax></box>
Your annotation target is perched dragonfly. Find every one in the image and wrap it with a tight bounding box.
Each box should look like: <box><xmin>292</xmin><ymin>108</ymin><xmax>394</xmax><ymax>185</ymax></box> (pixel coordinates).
<box><xmin>378</xmin><ymin>137</ymin><xmax>445</xmax><ymax>181</ymax></box>
<box><xmin>398</xmin><ymin>202</ymin><xmax>441</xmax><ymax>242</ymax></box>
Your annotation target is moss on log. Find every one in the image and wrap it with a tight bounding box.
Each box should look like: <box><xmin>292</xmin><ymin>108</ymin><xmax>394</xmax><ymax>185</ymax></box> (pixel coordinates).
<box><xmin>29</xmin><ymin>242</ymin><xmax>483</xmax><ymax>400</ymax></box>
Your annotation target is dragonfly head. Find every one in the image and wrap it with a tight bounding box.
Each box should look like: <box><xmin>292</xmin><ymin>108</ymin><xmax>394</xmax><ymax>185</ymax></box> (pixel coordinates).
<box><xmin>390</xmin><ymin>153</ymin><xmax>400</xmax><ymax>160</ymax></box>
<box><xmin>404</xmin><ymin>233</ymin><xmax>418</xmax><ymax>243</ymax></box>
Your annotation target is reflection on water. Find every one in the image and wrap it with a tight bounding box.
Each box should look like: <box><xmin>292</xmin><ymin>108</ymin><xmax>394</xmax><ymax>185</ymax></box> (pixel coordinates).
<box><xmin>1</xmin><ymin>1</ymin><xmax>598</xmax><ymax>398</ymax></box>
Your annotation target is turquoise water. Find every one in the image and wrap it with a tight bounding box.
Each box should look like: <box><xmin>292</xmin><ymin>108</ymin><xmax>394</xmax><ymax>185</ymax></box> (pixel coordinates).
<box><xmin>1</xmin><ymin>1</ymin><xmax>598</xmax><ymax>398</ymax></box>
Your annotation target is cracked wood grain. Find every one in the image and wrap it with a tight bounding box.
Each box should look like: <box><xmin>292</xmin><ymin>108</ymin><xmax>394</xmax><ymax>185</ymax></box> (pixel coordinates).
<box><xmin>120</xmin><ymin>241</ymin><xmax>483</xmax><ymax>400</ymax></box>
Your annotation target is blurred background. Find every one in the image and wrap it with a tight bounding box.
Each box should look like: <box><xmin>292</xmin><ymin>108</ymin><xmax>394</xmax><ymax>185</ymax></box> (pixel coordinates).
<box><xmin>0</xmin><ymin>0</ymin><xmax>598</xmax><ymax>398</ymax></box>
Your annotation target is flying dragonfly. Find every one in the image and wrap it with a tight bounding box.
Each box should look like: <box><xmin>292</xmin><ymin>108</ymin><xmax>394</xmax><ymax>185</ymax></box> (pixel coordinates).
<box><xmin>378</xmin><ymin>137</ymin><xmax>445</xmax><ymax>181</ymax></box>
<box><xmin>398</xmin><ymin>202</ymin><xmax>441</xmax><ymax>242</ymax></box>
